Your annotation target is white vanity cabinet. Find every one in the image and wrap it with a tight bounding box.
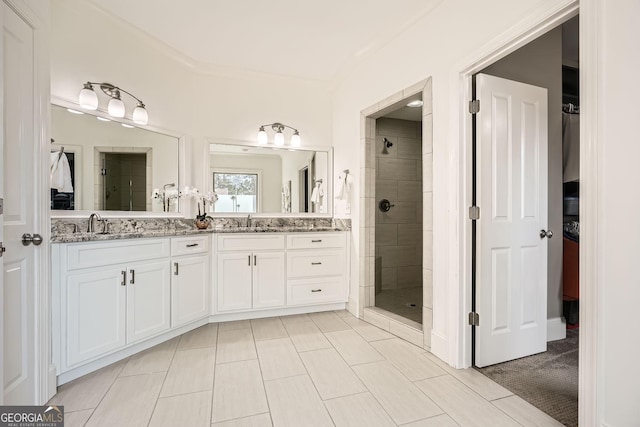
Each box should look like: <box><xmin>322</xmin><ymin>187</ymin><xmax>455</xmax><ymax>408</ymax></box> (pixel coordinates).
<box><xmin>171</xmin><ymin>236</ymin><xmax>210</xmax><ymax>327</ymax></box>
<box><xmin>215</xmin><ymin>235</ymin><xmax>286</xmax><ymax>312</ymax></box>
<box><xmin>286</xmin><ymin>233</ymin><xmax>348</xmax><ymax>306</ymax></box>
<box><xmin>54</xmin><ymin>238</ymin><xmax>172</xmax><ymax>369</ymax></box>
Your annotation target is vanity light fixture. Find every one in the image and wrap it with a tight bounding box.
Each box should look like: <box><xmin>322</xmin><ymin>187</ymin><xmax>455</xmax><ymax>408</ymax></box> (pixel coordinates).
<box><xmin>406</xmin><ymin>99</ymin><xmax>423</xmax><ymax>108</ymax></box>
<box><xmin>78</xmin><ymin>82</ymin><xmax>149</xmax><ymax>125</ymax></box>
<box><xmin>257</xmin><ymin>122</ymin><xmax>301</xmax><ymax>147</ymax></box>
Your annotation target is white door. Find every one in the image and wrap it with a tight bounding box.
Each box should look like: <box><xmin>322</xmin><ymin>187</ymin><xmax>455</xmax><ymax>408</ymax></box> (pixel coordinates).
<box><xmin>66</xmin><ymin>268</ymin><xmax>126</xmax><ymax>367</ymax></box>
<box><xmin>2</xmin><ymin>3</ymin><xmax>39</xmax><ymax>404</ymax></box>
<box><xmin>127</xmin><ymin>260</ymin><xmax>171</xmax><ymax>344</ymax></box>
<box><xmin>172</xmin><ymin>255</ymin><xmax>209</xmax><ymax>328</ymax></box>
<box><xmin>253</xmin><ymin>252</ymin><xmax>285</xmax><ymax>309</ymax></box>
<box><xmin>476</xmin><ymin>73</ymin><xmax>549</xmax><ymax>367</ymax></box>
<box><xmin>217</xmin><ymin>252</ymin><xmax>252</xmax><ymax>312</ymax></box>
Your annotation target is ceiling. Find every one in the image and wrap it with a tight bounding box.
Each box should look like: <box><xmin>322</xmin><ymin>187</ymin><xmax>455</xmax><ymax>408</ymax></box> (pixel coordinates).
<box><xmin>87</xmin><ymin>0</ymin><xmax>441</xmax><ymax>81</ymax></box>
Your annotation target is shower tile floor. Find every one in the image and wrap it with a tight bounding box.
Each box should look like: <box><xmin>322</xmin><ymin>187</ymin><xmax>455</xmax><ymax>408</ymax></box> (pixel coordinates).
<box><xmin>375</xmin><ymin>286</ymin><xmax>423</xmax><ymax>324</ymax></box>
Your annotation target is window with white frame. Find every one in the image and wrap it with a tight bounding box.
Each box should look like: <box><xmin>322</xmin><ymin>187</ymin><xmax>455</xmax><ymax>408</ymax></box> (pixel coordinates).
<box><xmin>212</xmin><ymin>171</ymin><xmax>258</xmax><ymax>213</ymax></box>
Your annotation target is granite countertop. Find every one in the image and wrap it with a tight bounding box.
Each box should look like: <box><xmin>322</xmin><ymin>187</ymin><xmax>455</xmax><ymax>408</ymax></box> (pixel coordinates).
<box><xmin>51</xmin><ymin>217</ymin><xmax>351</xmax><ymax>243</ymax></box>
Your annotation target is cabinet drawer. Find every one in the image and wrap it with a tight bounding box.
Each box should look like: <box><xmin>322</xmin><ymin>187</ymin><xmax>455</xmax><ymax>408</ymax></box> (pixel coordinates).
<box><xmin>287</xmin><ymin>250</ymin><xmax>344</xmax><ymax>278</ymax></box>
<box><xmin>286</xmin><ymin>233</ymin><xmax>345</xmax><ymax>250</ymax></box>
<box><xmin>217</xmin><ymin>234</ymin><xmax>285</xmax><ymax>251</ymax></box>
<box><xmin>287</xmin><ymin>277</ymin><xmax>346</xmax><ymax>306</ymax></box>
<box><xmin>171</xmin><ymin>235</ymin><xmax>209</xmax><ymax>256</ymax></box>
<box><xmin>67</xmin><ymin>239</ymin><xmax>170</xmax><ymax>271</ymax></box>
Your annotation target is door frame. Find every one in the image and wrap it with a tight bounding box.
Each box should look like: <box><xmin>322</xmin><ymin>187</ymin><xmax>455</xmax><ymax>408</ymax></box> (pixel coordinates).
<box><xmin>2</xmin><ymin>0</ymin><xmax>53</xmax><ymax>403</ymax></box>
<box><xmin>453</xmin><ymin>0</ymin><xmax>599</xmax><ymax>424</ymax></box>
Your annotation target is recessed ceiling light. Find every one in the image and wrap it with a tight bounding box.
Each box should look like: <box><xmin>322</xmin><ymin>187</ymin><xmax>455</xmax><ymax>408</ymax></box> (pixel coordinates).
<box><xmin>406</xmin><ymin>100</ymin><xmax>423</xmax><ymax>108</ymax></box>
<box><xmin>96</xmin><ymin>116</ymin><xmax>111</xmax><ymax>122</ymax></box>
<box><xmin>67</xmin><ymin>108</ymin><xmax>84</xmax><ymax>115</ymax></box>
<box><xmin>121</xmin><ymin>123</ymin><xmax>135</xmax><ymax>128</ymax></box>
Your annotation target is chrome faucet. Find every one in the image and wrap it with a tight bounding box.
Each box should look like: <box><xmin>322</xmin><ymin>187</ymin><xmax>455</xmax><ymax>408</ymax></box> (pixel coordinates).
<box><xmin>247</xmin><ymin>214</ymin><xmax>252</xmax><ymax>228</ymax></box>
<box><xmin>87</xmin><ymin>212</ymin><xmax>102</xmax><ymax>233</ymax></box>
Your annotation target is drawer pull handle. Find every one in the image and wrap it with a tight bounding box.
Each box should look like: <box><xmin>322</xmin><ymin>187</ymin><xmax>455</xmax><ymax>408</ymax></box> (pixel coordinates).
<box><xmin>174</xmin><ymin>262</ymin><xmax>179</xmax><ymax>276</ymax></box>
<box><xmin>254</xmin><ymin>255</ymin><xmax>257</xmax><ymax>266</ymax></box>
<box><xmin>311</xmin><ymin>262</ymin><xmax>322</xmax><ymax>265</ymax></box>
<box><xmin>248</xmin><ymin>255</ymin><xmax>251</xmax><ymax>266</ymax></box>
<box><xmin>311</xmin><ymin>289</ymin><xmax>322</xmax><ymax>293</ymax></box>
<box><xmin>129</xmin><ymin>269</ymin><xmax>135</xmax><ymax>284</ymax></box>
<box><xmin>120</xmin><ymin>270</ymin><xmax>126</xmax><ymax>286</ymax></box>
<box><xmin>311</xmin><ymin>239</ymin><xmax>322</xmax><ymax>243</ymax></box>
<box><xmin>186</xmin><ymin>243</ymin><xmax>199</xmax><ymax>247</ymax></box>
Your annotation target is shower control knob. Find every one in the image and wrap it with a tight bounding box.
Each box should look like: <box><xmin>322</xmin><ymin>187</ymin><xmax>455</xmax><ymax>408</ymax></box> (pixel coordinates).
<box><xmin>378</xmin><ymin>199</ymin><xmax>395</xmax><ymax>213</ymax></box>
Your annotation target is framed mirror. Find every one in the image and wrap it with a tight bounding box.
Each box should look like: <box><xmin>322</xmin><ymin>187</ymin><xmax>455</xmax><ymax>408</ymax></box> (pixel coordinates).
<box><xmin>208</xmin><ymin>142</ymin><xmax>332</xmax><ymax>216</ymax></box>
<box><xmin>50</xmin><ymin>102</ymin><xmax>182</xmax><ymax>216</ymax></box>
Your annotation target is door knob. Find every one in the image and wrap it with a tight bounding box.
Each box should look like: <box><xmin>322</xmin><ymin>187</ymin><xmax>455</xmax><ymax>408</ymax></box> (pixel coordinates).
<box><xmin>539</xmin><ymin>229</ymin><xmax>553</xmax><ymax>239</ymax></box>
<box><xmin>22</xmin><ymin>233</ymin><xmax>43</xmax><ymax>246</ymax></box>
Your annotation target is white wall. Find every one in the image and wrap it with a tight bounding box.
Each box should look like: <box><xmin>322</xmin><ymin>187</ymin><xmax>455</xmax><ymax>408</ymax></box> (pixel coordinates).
<box><xmin>209</xmin><ymin>154</ymin><xmax>282</xmax><ymax>213</ymax></box>
<box><xmin>598</xmin><ymin>0</ymin><xmax>640</xmax><ymax>423</ymax></box>
<box><xmin>50</xmin><ymin>0</ymin><xmax>333</xmax><ymax>210</ymax></box>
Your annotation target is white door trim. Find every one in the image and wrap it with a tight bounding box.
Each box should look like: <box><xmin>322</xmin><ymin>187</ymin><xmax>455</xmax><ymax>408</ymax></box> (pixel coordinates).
<box><xmin>3</xmin><ymin>0</ymin><xmax>53</xmax><ymax>403</ymax></box>
<box><xmin>450</xmin><ymin>0</ymin><xmax>599</xmax><ymax>424</ymax></box>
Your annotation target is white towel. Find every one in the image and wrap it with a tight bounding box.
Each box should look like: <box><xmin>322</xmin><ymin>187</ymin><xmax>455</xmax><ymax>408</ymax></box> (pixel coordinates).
<box><xmin>50</xmin><ymin>152</ymin><xmax>74</xmax><ymax>193</ymax></box>
<box><xmin>335</xmin><ymin>174</ymin><xmax>351</xmax><ymax>201</ymax></box>
<box><xmin>311</xmin><ymin>183</ymin><xmax>323</xmax><ymax>204</ymax></box>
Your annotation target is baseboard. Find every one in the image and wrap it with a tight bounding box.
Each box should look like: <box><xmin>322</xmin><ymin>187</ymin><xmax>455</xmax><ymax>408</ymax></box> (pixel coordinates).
<box><xmin>430</xmin><ymin>331</ymin><xmax>449</xmax><ymax>365</ymax></box>
<box><xmin>547</xmin><ymin>317</ymin><xmax>567</xmax><ymax>342</ymax></box>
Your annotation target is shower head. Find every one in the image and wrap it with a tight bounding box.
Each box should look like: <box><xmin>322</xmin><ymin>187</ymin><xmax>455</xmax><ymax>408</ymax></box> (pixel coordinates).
<box><xmin>381</xmin><ymin>137</ymin><xmax>393</xmax><ymax>154</ymax></box>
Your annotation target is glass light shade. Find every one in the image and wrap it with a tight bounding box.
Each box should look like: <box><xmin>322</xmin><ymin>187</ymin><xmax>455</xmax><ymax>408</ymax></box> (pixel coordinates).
<box><xmin>132</xmin><ymin>104</ymin><xmax>148</xmax><ymax>125</ymax></box>
<box><xmin>78</xmin><ymin>87</ymin><xmax>98</xmax><ymax>110</ymax></box>
<box><xmin>257</xmin><ymin>128</ymin><xmax>268</xmax><ymax>144</ymax></box>
<box><xmin>290</xmin><ymin>132</ymin><xmax>301</xmax><ymax>148</ymax></box>
<box><xmin>274</xmin><ymin>131</ymin><xmax>285</xmax><ymax>146</ymax></box>
<box><xmin>107</xmin><ymin>97</ymin><xmax>125</xmax><ymax>118</ymax></box>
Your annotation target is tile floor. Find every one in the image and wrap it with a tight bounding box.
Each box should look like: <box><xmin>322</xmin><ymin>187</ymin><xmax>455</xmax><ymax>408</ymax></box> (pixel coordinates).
<box><xmin>50</xmin><ymin>310</ymin><xmax>563</xmax><ymax>427</ymax></box>
<box><xmin>375</xmin><ymin>286</ymin><xmax>423</xmax><ymax>323</ymax></box>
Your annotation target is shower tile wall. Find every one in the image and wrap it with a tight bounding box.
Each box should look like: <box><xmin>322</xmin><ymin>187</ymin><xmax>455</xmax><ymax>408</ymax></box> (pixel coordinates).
<box><xmin>375</xmin><ymin>118</ymin><xmax>423</xmax><ymax>293</ymax></box>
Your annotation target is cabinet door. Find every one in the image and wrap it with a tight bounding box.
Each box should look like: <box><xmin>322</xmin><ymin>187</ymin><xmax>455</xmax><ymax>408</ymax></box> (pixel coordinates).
<box><xmin>172</xmin><ymin>255</ymin><xmax>210</xmax><ymax>328</ymax></box>
<box><xmin>126</xmin><ymin>260</ymin><xmax>171</xmax><ymax>344</ymax></box>
<box><xmin>253</xmin><ymin>252</ymin><xmax>286</xmax><ymax>309</ymax></box>
<box><xmin>217</xmin><ymin>252</ymin><xmax>253</xmax><ymax>312</ymax></box>
<box><xmin>66</xmin><ymin>268</ymin><xmax>126</xmax><ymax>367</ymax></box>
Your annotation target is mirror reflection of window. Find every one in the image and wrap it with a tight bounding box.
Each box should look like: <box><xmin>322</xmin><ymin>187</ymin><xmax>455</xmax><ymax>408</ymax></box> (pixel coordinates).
<box><xmin>213</xmin><ymin>172</ymin><xmax>258</xmax><ymax>213</ymax></box>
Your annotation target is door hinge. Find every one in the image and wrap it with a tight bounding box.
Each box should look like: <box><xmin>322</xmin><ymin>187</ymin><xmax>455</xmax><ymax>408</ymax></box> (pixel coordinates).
<box><xmin>469</xmin><ymin>99</ymin><xmax>480</xmax><ymax>114</ymax></box>
<box><xmin>101</xmin><ymin>168</ymin><xmax>107</xmax><ymax>176</ymax></box>
<box><xmin>469</xmin><ymin>312</ymin><xmax>480</xmax><ymax>326</ymax></box>
<box><xmin>0</xmin><ymin>198</ymin><xmax>3</xmax><ymax>214</ymax></box>
<box><xmin>469</xmin><ymin>206</ymin><xmax>480</xmax><ymax>221</ymax></box>
<box><xmin>0</xmin><ymin>242</ymin><xmax>6</xmax><ymax>258</ymax></box>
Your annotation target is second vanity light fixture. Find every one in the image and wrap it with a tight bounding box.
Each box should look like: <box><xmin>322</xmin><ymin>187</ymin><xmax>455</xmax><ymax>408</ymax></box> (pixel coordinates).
<box><xmin>78</xmin><ymin>82</ymin><xmax>149</xmax><ymax>125</ymax></box>
<box><xmin>257</xmin><ymin>122</ymin><xmax>301</xmax><ymax>147</ymax></box>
